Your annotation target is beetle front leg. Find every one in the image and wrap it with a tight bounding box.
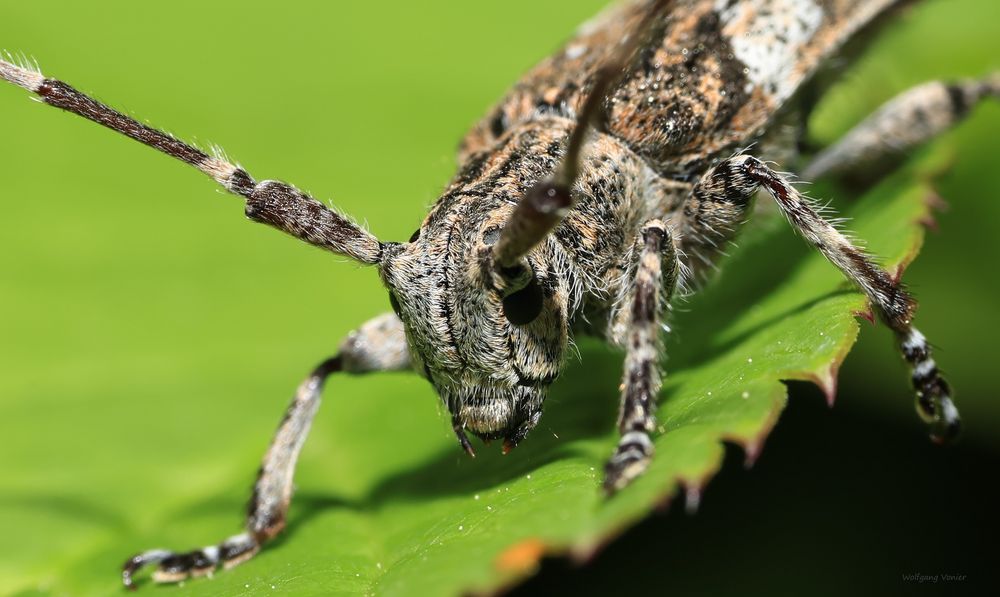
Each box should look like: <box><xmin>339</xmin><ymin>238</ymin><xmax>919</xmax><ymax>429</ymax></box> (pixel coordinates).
<box><xmin>740</xmin><ymin>156</ymin><xmax>959</xmax><ymax>442</ymax></box>
<box><xmin>121</xmin><ymin>312</ymin><xmax>410</xmax><ymax>589</ymax></box>
<box><xmin>604</xmin><ymin>220</ymin><xmax>679</xmax><ymax>494</ymax></box>
<box><xmin>686</xmin><ymin>154</ymin><xmax>959</xmax><ymax>444</ymax></box>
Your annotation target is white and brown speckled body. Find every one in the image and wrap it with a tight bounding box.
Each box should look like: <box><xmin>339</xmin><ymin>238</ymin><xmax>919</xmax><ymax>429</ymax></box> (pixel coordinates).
<box><xmin>382</xmin><ymin>0</ymin><xmax>906</xmax><ymax>444</ymax></box>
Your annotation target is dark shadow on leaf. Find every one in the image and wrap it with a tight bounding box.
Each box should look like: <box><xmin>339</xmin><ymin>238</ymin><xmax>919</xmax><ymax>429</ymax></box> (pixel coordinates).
<box><xmin>277</xmin><ymin>344</ymin><xmax>623</xmax><ymax>544</ymax></box>
<box><xmin>672</xmin><ymin>287</ymin><xmax>861</xmax><ymax>372</ymax></box>
<box><xmin>667</xmin><ymin>214</ymin><xmax>857</xmax><ymax>369</ymax></box>
<box><xmin>0</xmin><ymin>493</ymin><xmax>128</xmax><ymax>532</ymax></box>
<box><xmin>364</xmin><ymin>342</ymin><xmax>622</xmax><ymax>502</ymax></box>
<box><xmin>271</xmin><ymin>494</ymin><xmax>357</xmax><ymax>549</ymax></box>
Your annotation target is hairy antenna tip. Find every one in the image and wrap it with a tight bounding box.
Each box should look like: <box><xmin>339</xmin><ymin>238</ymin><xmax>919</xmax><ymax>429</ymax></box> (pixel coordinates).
<box><xmin>0</xmin><ymin>53</ymin><xmax>44</xmax><ymax>92</ymax></box>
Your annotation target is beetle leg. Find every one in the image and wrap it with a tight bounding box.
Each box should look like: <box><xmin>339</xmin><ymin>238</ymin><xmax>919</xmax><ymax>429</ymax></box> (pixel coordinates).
<box><xmin>671</xmin><ymin>156</ymin><xmax>757</xmax><ymax>283</ymax></box>
<box><xmin>744</xmin><ymin>156</ymin><xmax>958</xmax><ymax>441</ymax></box>
<box><xmin>803</xmin><ymin>73</ymin><xmax>1000</xmax><ymax>181</ymax></box>
<box><xmin>121</xmin><ymin>313</ymin><xmax>410</xmax><ymax>589</ymax></box>
<box><xmin>684</xmin><ymin>154</ymin><xmax>959</xmax><ymax>445</ymax></box>
<box><xmin>604</xmin><ymin>220</ymin><xmax>679</xmax><ymax>494</ymax></box>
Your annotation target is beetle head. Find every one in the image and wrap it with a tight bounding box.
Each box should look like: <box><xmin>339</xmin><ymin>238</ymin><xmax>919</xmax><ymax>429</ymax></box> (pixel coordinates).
<box><xmin>378</xmin><ymin>182</ymin><xmax>569</xmax><ymax>453</ymax></box>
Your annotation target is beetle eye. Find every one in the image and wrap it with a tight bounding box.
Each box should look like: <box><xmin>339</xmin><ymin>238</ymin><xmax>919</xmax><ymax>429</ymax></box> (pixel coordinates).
<box><xmin>389</xmin><ymin>291</ymin><xmax>403</xmax><ymax>317</ymax></box>
<box><xmin>408</xmin><ymin>229</ymin><xmax>421</xmax><ymax>243</ymax></box>
<box><xmin>502</xmin><ymin>278</ymin><xmax>543</xmax><ymax>325</ymax></box>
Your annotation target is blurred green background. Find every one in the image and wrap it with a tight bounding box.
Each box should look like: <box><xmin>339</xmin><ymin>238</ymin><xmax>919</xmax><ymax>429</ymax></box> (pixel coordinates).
<box><xmin>1</xmin><ymin>0</ymin><xmax>998</xmax><ymax>595</ymax></box>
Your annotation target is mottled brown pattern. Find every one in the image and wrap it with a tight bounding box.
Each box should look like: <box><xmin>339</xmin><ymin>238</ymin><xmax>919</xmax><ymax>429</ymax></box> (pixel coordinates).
<box><xmin>37</xmin><ymin>79</ymin><xmax>210</xmax><ymax>167</ymax></box>
<box><xmin>246</xmin><ymin>180</ymin><xmax>383</xmax><ymax>264</ymax></box>
<box><xmin>376</xmin><ymin>0</ymin><xmax>923</xmax><ymax>470</ymax></box>
<box><xmin>461</xmin><ymin>0</ymin><xmax>900</xmax><ymax>172</ymax></box>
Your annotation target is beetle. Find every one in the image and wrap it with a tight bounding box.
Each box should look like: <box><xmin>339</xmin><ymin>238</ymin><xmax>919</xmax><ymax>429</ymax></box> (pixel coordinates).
<box><xmin>0</xmin><ymin>0</ymin><xmax>994</xmax><ymax>588</ymax></box>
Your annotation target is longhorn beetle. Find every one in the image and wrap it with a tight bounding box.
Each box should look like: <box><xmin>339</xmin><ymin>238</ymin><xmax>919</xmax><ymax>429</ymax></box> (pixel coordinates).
<box><xmin>1</xmin><ymin>0</ymin><xmax>994</xmax><ymax>589</ymax></box>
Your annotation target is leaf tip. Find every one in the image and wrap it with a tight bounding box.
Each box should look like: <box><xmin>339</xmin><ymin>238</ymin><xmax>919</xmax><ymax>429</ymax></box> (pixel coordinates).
<box><xmin>917</xmin><ymin>189</ymin><xmax>949</xmax><ymax>233</ymax></box>
<box><xmin>721</xmin><ymin>391</ymin><xmax>786</xmax><ymax>469</ymax></box>
<box><xmin>805</xmin><ymin>364</ymin><xmax>840</xmax><ymax>408</ymax></box>
<box><xmin>891</xmin><ymin>185</ymin><xmax>944</xmax><ymax>278</ymax></box>
<box><xmin>853</xmin><ymin>306</ymin><xmax>876</xmax><ymax>325</ymax></box>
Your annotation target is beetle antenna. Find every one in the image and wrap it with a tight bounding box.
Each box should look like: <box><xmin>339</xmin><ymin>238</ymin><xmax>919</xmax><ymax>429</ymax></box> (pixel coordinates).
<box><xmin>493</xmin><ymin>0</ymin><xmax>673</xmax><ymax>276</ymax></box>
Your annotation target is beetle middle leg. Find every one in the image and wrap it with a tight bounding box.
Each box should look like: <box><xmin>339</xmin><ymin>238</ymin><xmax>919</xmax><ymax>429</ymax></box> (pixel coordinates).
<box><xmin>121</xmin><ymin>313</ymin><xmax>410</xmax><ymax>589</ymax></box>
<box><xmin>604</xmin><ymin>219</ymin><xmax>680</xmax><ymax>493</ymax></box>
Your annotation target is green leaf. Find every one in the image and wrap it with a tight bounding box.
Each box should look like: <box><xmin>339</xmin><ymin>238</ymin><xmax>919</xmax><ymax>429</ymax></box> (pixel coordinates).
<box><xmin>1</xmin><ymin>1</ymin><xmax>996</xmax><ymax>596</ymax></box>
<box><xmin>0</xmin><ymin>106</ymin><xmax>943</xmax><ymax>597</ymax></box>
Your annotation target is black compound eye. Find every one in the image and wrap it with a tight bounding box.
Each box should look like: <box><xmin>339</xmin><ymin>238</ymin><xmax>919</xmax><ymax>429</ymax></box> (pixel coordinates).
<box><xmin>388</xmin><ymin>291</ymin><xmax>403</xmax><ymax>317</ymax></box>
<box><xmin>502</xmin><ymin>278</ymin><xmax>543</xmax><ymax>325</ymax></box>
<box><xmin>408</xmin><ymin>229</ymin><xmax>421</xmax><ymax>243</ymax></box>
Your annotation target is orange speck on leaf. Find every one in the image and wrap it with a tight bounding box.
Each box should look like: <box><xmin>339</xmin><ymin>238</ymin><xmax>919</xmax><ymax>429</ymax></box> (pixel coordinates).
<box><xmin>495</xmin><ymin>538</ymin><xmax>546</xmax><ymax>573</ymax></box>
